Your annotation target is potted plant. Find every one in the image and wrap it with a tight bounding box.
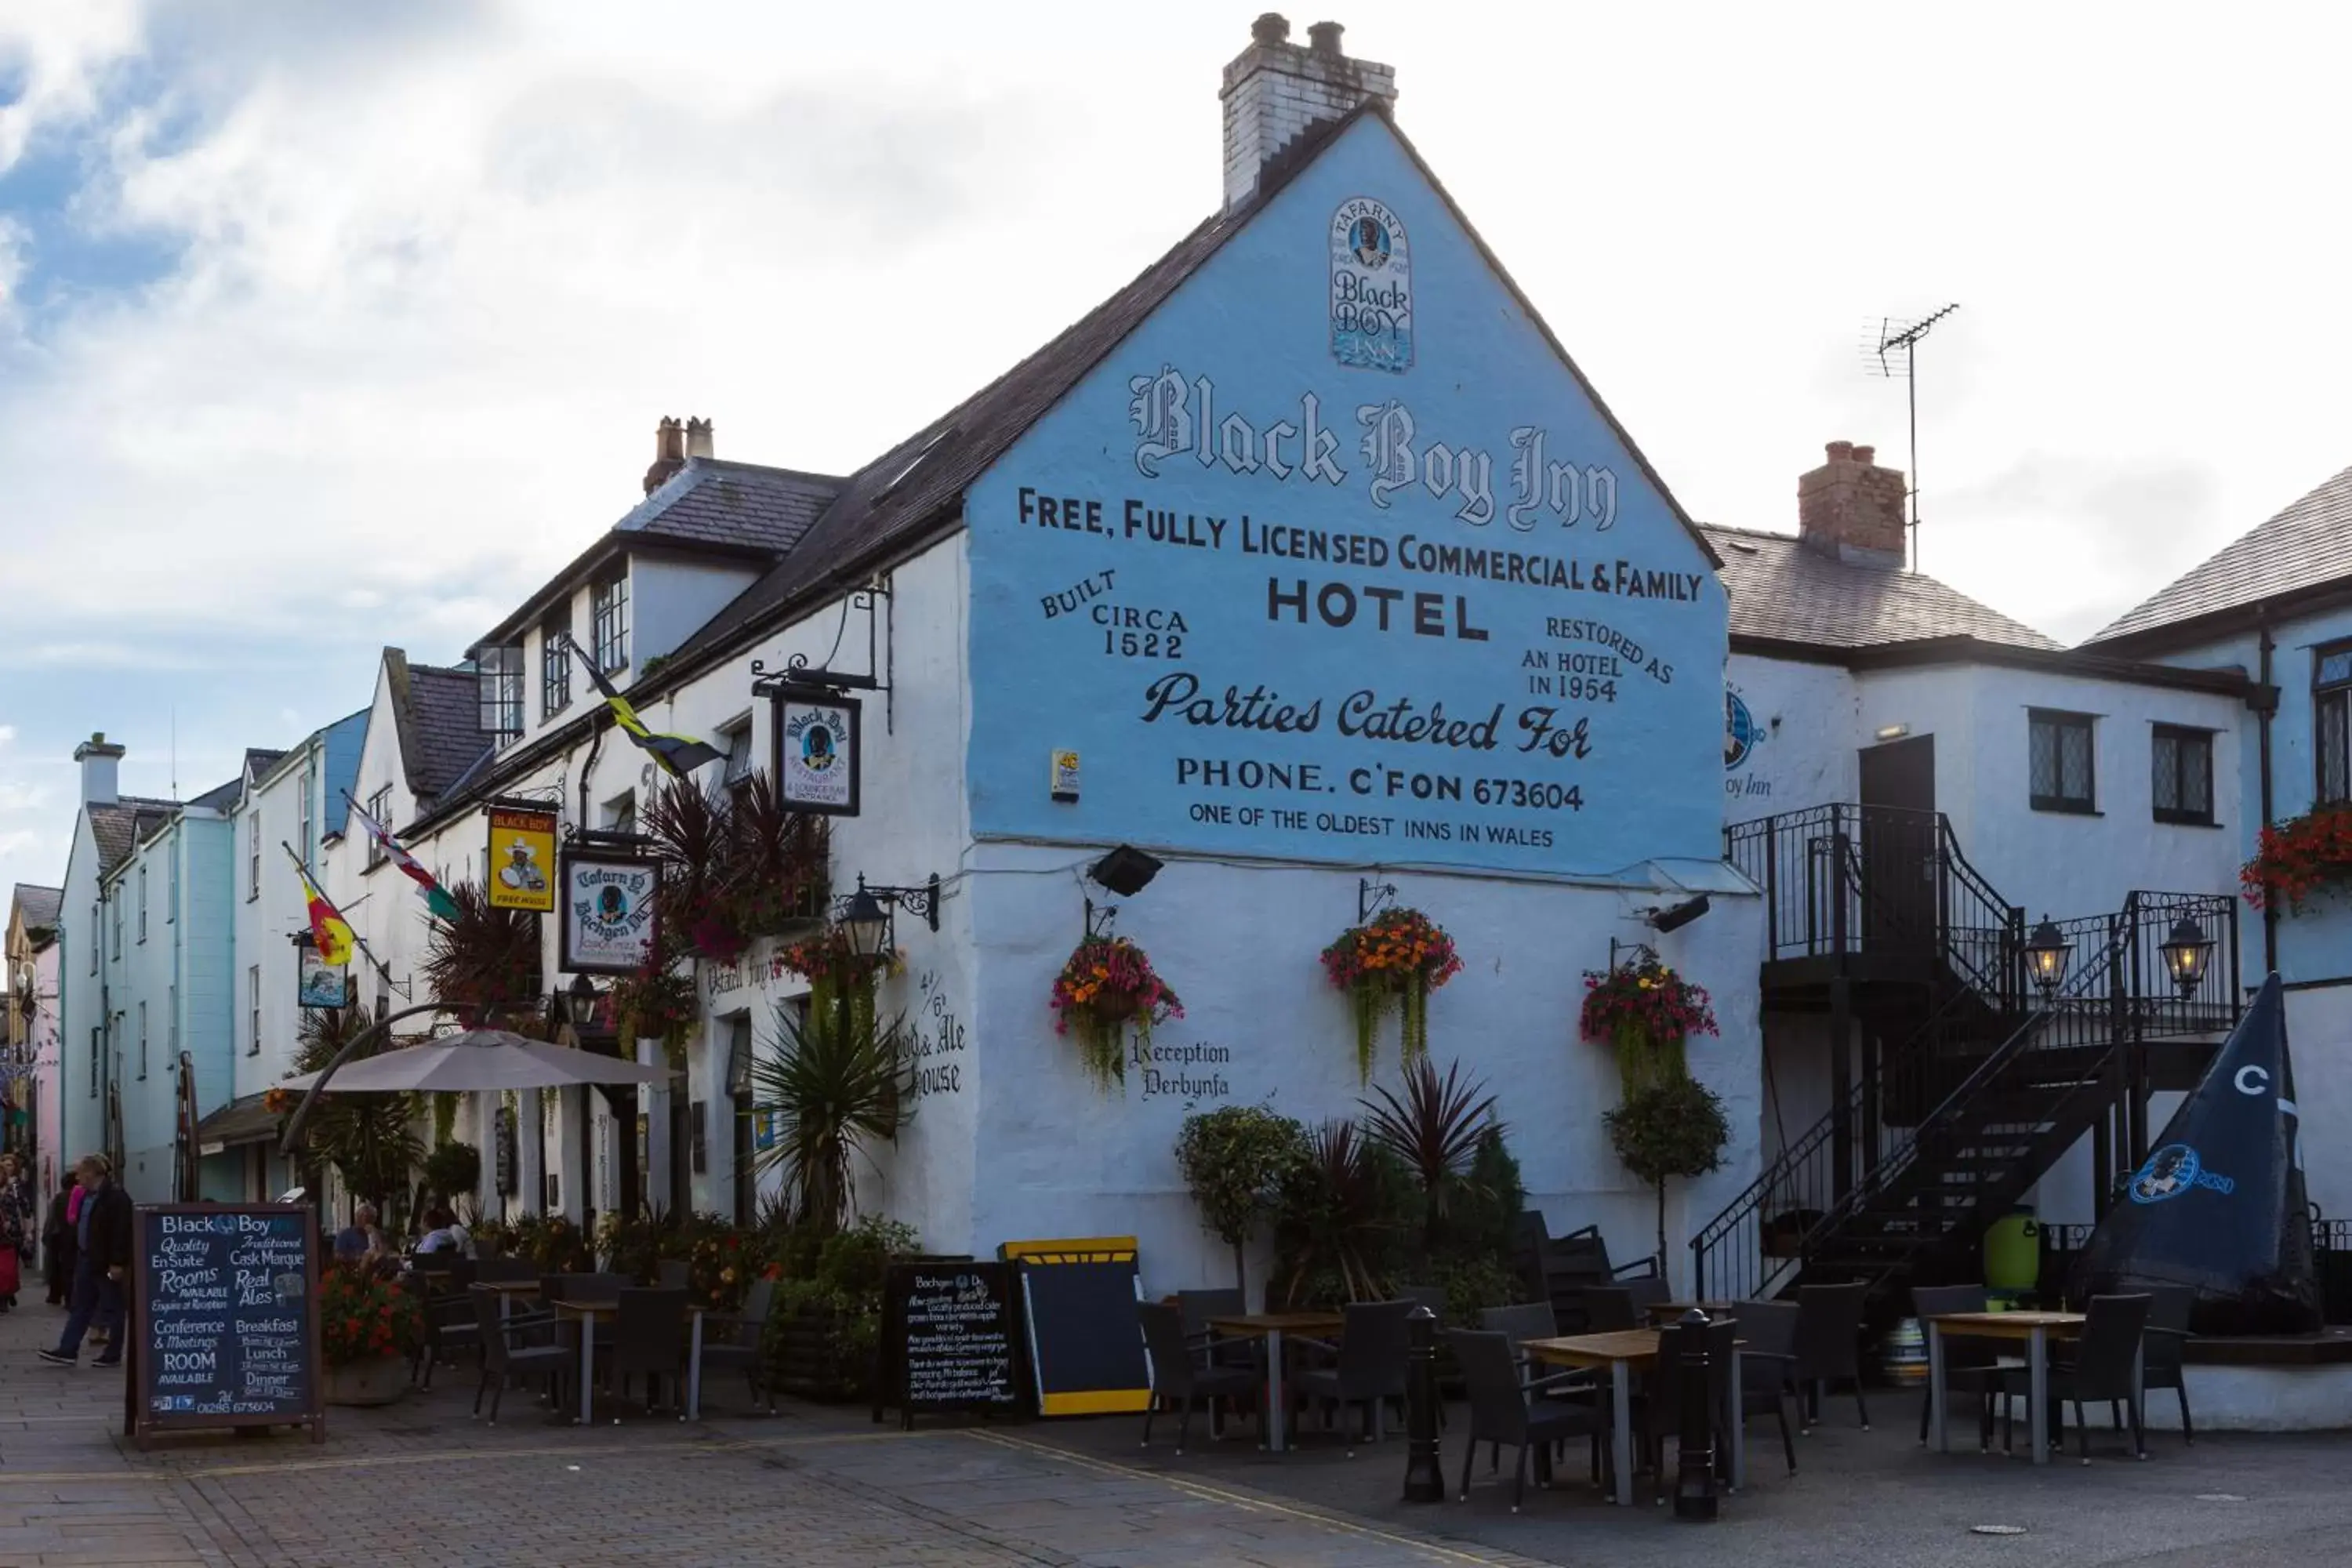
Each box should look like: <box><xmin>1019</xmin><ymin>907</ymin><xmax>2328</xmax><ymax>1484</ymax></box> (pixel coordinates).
<box><xmin>2241</xmin><ymin>804</ymin><xmax>2352</xmax><ymax>912</ymax></box>
<box><xmin>1360</xmin><ymin>1057</ymin><xmax>1500</xmax><ymax>1256</ymax></box>
<box><xmin>1049</xmin><ymin>935</ymin><xmax>1182</xmax><ymax>1088</ymax></box>
<box><xmin>748</xmin><ymin>987</ymin><xmax>914</xmax><ymax>1232</ymax></box>
<box><xmin>1174</xmin><ymin>1105</ymin><xmax>1308</xmax><ymax>1301</ymax></box>
<box><xmin>1578</xmin><ymin>952</ymin><xmax>1719</xmax><ymax>1094</ymax></box>
<box><xmin>1321</xmin><ymin>907</ymin><xmax>1463</xmax><ymax>1080</ymax></box>
<box><xmin>1603</xmin><ymin>1074</ymin><xmax>1731</xmax><ymax>1278</ymax></box>
<box><xmin>777</xmin><ymin>925</ymin><xmax>897</xmax><ymax>1039</ymax></box>
<box><xmin>319</xmin><ymin>1261</ymin><xmax>424</xmax><ymax>1406</ymax></box>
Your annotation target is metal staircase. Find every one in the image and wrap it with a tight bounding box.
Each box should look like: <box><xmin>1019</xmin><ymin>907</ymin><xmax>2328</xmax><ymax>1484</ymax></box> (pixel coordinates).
<box><xmin>1693</xmin><ymin>804</ymin><xmax>2239</xmax><ymax>1303</ymax></box>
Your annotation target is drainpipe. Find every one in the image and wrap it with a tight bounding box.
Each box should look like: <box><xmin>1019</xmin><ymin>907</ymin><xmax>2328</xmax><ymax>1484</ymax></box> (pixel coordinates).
<box><xmin>2256</xmin><ymin>612</ymin><xmax>2279</xmax><ymax>976</ymax></box>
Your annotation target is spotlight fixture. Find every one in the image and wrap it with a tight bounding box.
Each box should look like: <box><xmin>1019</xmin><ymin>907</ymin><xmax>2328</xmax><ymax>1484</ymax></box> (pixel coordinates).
<box><xmin>1646</xmin><ymin>895</ymin><xmax>1711</xmax><ymax>935</ymax></box>
<box><xmin>1088</xmin><ymin>844</ymin><xmax>1163</xmax><ymax>898</ymax></box>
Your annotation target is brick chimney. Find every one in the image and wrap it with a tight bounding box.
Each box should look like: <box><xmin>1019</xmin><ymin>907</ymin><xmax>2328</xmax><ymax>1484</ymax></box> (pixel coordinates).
<box><xmin>1220</xmin><ymin>15</ymin><xmax>1397</xmax><ymax>210</ymax></box>
<box><xmin>683</xmin><ymin>416</ymin><xmax>713</xmax><ymax>460</ymax></box>
<box><xmin>642</xmin><ymin>416</ymin><xmax>684</xmax><ymax>495</ymax></box>
<box><xmin>74</xmin><ymin>732</ymin><xmax>123</xmax><ymax>807</ymax></box>
<box><xmin>1798</xmin><ymin>440</ymin><xmax>1909</xmax><ymax>568</ymax></box>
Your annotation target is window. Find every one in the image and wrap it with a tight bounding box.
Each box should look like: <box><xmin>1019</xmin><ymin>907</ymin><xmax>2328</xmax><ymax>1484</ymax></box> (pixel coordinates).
<box><xmin>542</xmin><ymin>613</ymin><xmax>573</xmax><ymax>720</ymax></box>
<box><xmin>2152</xmin><ymin>724</ymin><xmax>2216</xmax><ymax>826</ymax></box>
<box><xmin>721</xmin><ymin>720</ymin><xmax>755</xmax><ymax>804</ymax></box>
<box><xmin>249</xmin><ymin>965</ymin><xmax>262</xmax><ymax>1056</ymax></box>
<box><xmin>247</xmin><ymin>814</ymin><xmax>261</xmax><ymax>901</ymax></box>
<box><xmin>137</xmin><ymin>867</ymin><xmax>148</xmax><ymax>942</ymax></box>
<box><xmin>592</xmin><ymin>572</ymin><xmax>630</xmax><ymax>673</ymax></box>
<box><xmin>728</xmin><ymin>1014</ymin><xmax>755</xmax><ymax>1222</ymax></box>
<box><xmin>2028</xmin><ymin>710</ymin><xmax>2096</xmax><ymax>814</ymax></box>
<box><xmin>89</xmin><ymin>1027</ymin><xmax>100</xmax><ymax>1096</ymax></box>
<box><xmin>2317</xmin><ymin>643</ymin><xmax>2352</xmax><ymax>804</ymax></box>
<box><xmin>168</xmin><ymin>837</ymin><xmax>178</xmax><ymax>923</ymax></box>
<box><xmin>299</xmin><ymin>769</ymin><xmax>312</xmax><ymax>860</ymax></box>
<box><xmin>365</xmin><ymin>786</ymin><xmax>394</xmax><ymax>868</ymax></box>
<box><xmin>111</xmin><ymin>891</ymin><xmax>122</xmax><ymax>958</ymax></box>
<box><xmin>479</xmin><ymin>644</ymin><xmax>524</xmax><ymax>742</ymax></box>
<box><xmin>606</xmin><ymin>792</ymin><xmax>636</xmax><ymax>838</ymax></box>
<box><xmin>169</xmin><ymin>983</ymin><xmax>179</xmax><ymax>1058</ymax></box>
<box><xmin>137</xmin><ymin>1001</ymin><xmax>147</xmax><ymax>1080</ymax></box>
<box><xmin>89</xmin><ymin>906</ymin><xmax>97</xmax><ymax>975</ymax></box>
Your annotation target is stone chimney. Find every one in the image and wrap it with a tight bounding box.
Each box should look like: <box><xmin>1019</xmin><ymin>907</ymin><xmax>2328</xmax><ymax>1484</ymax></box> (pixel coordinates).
<box><xmin>1798</xmin><ymin>440</ymin><xmax>1909</xmax><ymax>568</ymax></box>
<box><xmin>74</xmin><ymin>732</ymin><xmax>123</xmax><ymax>807</ymax></box>
<box><xmin>683</xmin><ymin>416</ymin><xmax>713</xmax><ymax>460</ymax></box>
<box><xmin>642</xmin><ymin>416</ymin><xmax>684</xmax><ymax>495</ymax></box>
<box><xmin>1220</xmin><ymin>15</ymin><xmax>1397</xmax><ymax>210</ymax></box>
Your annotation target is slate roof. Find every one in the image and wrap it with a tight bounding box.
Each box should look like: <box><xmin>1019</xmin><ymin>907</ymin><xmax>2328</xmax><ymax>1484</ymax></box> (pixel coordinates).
<box><xmin>404</xmin><ymin>662</ymin><xmax>493</xmax><ymax>803</ymax></box>
<box><xmin>662</xmin><ymin>100</ymin><xmax>1719</xmax><ymax>674</ymax></box>
<box><xmin>89</xmin><ymin>797</ymin><xmax>181</xmax><ymax>876</ymax></box>
<box><xmin>1703</xmin><ymin>524</ymin><xmax>2061</xmax><ymax>653</ymax></box>
<box><xmin>623</xmin><ymin>459</ymin><xmax>843</xmax><ymax>555</ymax></box>
<box><xmin>242</xmin><ymin>748</ymin><xmax>288</xmax><ymax>784</ymax></box>
<box><xmin>11</xmin><ymin>884</ymin><xmax>61</xmax><ymax>932</ymax></box>
<box><xmin>185</xmin><ymin>775</ymin><xmax>245</xmax><ymax>813</ymax></box>
<box><xmin>2085</xmin><ymin>463</ymin><xmax>2352</xmax><ymax>650</ymax></box>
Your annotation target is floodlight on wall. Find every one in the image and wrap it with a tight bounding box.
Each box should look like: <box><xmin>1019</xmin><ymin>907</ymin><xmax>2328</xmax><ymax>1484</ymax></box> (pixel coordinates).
<box><xmin>1646</xmin><ymin>895</ymin><xmax>1711</xmax><ymax>935</ymax></box>
<box><xmin>2024</xmin><ymin>916</ymin><xmax>2072</xmax><ymax>996</ymax></box>
<box><xmin>1088</xmin><ymin>845</ymin><xmax>1163</xmax><ymax>898</ymax></box>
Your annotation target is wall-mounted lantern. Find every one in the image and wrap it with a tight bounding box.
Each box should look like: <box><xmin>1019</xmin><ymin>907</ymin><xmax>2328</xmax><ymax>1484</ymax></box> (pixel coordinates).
<box><xmin>2159</xmin><ymin>916</ymin><xmax>2214</xmax><ymax>998</ymax></box>
<box><xmin>2024</xmin><ymin>916</ymin><xmax>2072</xmax><ymax>996</ymax></box>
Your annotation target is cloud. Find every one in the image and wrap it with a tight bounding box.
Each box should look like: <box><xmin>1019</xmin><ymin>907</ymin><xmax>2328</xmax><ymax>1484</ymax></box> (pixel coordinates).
<box><xmin>0</xmin><ymin>0</ymin><xmax>141</xmax><ymax>175</ymax></box>
<box><xmin>0</xmin><ymin>724</ymin><xmax>13</xmax><ymax>746</ymax></box>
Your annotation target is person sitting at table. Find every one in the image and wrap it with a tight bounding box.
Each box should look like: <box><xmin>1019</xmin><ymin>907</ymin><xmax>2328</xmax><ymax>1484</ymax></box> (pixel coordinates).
<box><xmin>416</xmin><ymin>1207</ymin><xmax>471</xmax><ymax>1258</ymax></box>
<box><xmin>334</xmin><ymin>1203</ymin><xmax>386</xmax><ymax>1263</ymax></box>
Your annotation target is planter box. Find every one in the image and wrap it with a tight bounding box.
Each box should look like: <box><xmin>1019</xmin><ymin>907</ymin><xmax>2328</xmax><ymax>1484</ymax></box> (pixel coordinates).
<box><xmin>766</xmin><ymin>1305</ymin><xmax>862</xmax><ymax>1403</ymax></box>
<box><xmin>325</xmin><ymin>1353</ymin><xmax>410</xmax><ymax>1407</ymax></box>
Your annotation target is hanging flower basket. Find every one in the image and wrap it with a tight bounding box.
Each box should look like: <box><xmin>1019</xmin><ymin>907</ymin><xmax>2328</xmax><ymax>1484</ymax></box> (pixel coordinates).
<box><xmin>1579</xmin><ymin>955</ymin><xmax>1718</xmax><ymax>1094</ymax></box>
<box><xmin>1051</xmin><ymin>935</ymin><xmax>1183</xmax><ymax>1089</ymax></box>
<box><xmin>2241</xmin><ymin>805</ymin><xmax>2352</xmax><ymax>913</ymax></box>
<box><xmin>1319</xmin><ymin>908</ymin><xmax>1463</xmax><ymax>1081</ymax></box>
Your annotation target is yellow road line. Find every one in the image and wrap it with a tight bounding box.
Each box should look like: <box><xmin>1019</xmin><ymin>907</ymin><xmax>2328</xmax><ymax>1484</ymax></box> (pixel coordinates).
<box><xmin>0</xmin><ymin>1425</ymin><xmax>932</xmax><ymax>1485</ymax></box>
<box><xmin>958</xmin><ymin>1429</ymin><xmax>1527</xmax><ymax>1568</ymax></box>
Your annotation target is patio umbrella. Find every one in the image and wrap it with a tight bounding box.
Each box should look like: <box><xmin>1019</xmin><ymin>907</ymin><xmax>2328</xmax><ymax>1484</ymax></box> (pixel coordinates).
<box><xmin>278</xmin><ymin>1027</ymin><xmax>673</xmax><ymax>1094</ymax></box>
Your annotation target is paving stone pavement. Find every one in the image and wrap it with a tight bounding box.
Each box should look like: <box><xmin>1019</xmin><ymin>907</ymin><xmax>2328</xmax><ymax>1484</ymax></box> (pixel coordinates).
<box><xmin>0</xmin><ymin>1290</ymin><xmax>1544</xmax><ymax>1568</ymax></box>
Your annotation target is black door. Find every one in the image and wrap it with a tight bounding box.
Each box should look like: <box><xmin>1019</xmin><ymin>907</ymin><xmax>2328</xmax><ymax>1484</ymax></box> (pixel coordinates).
<box><xmin>1858</xmin><ymin>735</ymin><xmax>1936</xmax><ymax>956</ymax></box>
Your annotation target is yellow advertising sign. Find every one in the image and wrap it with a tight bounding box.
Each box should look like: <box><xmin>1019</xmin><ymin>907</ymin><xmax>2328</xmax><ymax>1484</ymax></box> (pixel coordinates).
<box><xmin>486</xmin><ymin>807</ymin><xmax>557</xmax><ymax>913</ymax></box>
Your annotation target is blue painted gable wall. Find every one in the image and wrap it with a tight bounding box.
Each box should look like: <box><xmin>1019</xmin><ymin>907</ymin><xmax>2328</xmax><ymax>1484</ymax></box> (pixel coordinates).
<box><xmin>964</xmin><ymin>115</ymin><xmax>1726</xmax><ymax>877</ymax></box>
<box><xmin>319</xmin><ymin>711</ymin><xmax>367</xmax><ymax>856</ymax></box>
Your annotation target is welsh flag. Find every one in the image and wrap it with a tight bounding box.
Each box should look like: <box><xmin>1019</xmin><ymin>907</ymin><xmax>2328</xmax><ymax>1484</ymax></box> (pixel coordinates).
<box><xmin>347</xmin><ymin>795</ymin><xmax>462</xmax><ymax>921</ymax></box>
<box><xmin>285</xmin><ymin>848</ymin><xmax>356</xmax><ymax>968</ymax></box>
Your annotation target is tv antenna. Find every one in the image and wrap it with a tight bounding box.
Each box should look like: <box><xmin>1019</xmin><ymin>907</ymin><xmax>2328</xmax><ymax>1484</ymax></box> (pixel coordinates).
<box><xmin>1864</xmin><ymin>303</ymin><xmax>1959</xmax><ymax>572</ymax></box>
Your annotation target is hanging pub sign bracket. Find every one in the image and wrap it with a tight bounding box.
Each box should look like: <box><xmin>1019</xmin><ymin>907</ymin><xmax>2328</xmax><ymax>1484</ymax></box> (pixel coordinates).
<box><xmin>1358</xmin><ymin>877</ymin><xmax>1398</xmax><ymax>924</ymax></box>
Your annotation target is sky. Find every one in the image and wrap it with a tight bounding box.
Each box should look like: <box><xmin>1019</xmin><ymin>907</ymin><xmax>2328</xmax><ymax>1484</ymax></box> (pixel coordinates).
<box><xmin>3</xmin><ymin>0</ymin><xmax>2350</xmax><ymax>904</ymax></box>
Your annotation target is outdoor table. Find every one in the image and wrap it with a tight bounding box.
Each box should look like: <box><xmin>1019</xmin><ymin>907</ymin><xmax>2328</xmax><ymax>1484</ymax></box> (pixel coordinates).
<box><xmin>1923</xmin><ymin>1311</ymin><xmax>2122</xmax><ymax>1465</ymax></box>
<box><xmin>1523</xmin><ymin>1328</ymin><xmax>1746</xmax><ymax>1507</ymax></box>
<box><xmin>1206</xmin><ymin>1311</ymin><xmax>1345</xmax><ymax>1453</ymax></box>
<box><xmin>475</xmin><ymin>1278</ymin><xmax>540</xmax><ymax>1322</ymax></box>
<box><xmin>550</xmin><ymin>1300</ymin><xmax>710</xmax><ymax>1425</ymax></box>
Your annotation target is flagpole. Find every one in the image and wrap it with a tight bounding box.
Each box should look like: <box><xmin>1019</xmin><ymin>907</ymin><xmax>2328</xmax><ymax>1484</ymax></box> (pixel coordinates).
<box><xmin>280</xmin><ymin>840</ymin><xmax>397</xmax><ymax>995</ymax></box>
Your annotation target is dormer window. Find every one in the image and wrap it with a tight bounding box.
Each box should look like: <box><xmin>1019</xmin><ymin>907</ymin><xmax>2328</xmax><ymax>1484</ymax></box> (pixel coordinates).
<box><xmin>593</xmin><ymin>572</ymin><xmax>630</xmax><ymax>673</ymax></box>
<box><xmin>479</xmin><ymin>645</ymin><xmax>524</xmax><ymax>742</ymax></box>
<box><xmin>542</xmin><ymin>611</ymin><xmax>573</xmax><ymax>720</ymax></box>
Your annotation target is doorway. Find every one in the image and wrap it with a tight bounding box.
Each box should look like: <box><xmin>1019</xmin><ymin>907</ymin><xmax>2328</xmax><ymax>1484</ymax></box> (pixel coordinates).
<box><xmin>1857</xmin><ymin>734</ymin><xmax>1936</xmax><ymax>956</ymax></box>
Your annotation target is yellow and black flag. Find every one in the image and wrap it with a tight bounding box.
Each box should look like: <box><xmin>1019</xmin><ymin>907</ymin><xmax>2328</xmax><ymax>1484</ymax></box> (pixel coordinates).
<box><xmin>567</xmin><ymin>634</ymin><xmax>724</xmax><ymax>777</ymax></box>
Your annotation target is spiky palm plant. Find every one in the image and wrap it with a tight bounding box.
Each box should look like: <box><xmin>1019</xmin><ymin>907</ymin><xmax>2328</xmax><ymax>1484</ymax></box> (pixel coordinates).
<box><xmin>747</xmin><ymin>989</ymin><xmax>913</xmax><ymax>1234</ymax></box>
<box><xmin>1360</xmin><ymin>1057</ymin><xmax>1501</xmax><ymax>1252</ymax></box>
<box><xmin>420</xmin><ymin>881</ymin><xmax>543</xmax><ymax>1020</ymax></box>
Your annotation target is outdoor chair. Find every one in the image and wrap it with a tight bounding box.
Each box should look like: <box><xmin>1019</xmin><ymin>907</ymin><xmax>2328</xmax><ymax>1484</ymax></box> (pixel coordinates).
<box><xmin>609</xmin><ymin>1287</ymin><xmax>690</xmax><ymax>1417</ymax></box>
<box><xmin>2138</xmin><ymin>1284</ymin><xmax>2194</xmax><ymax>1444</ymax></box>
<box><xmin>1177</xmin><ymin>1287</ymin><xmax>1256</xmax><ymax>1372</ymax></box>
<box><xmin>572</xmin><ymin>1272</ymin><xmax>631</xmax><ymax>1305</ymax></box>
<box><xmin>1791</xmin><ymin>1280</ymin><xmax>1871</xmax><ymax>1430</ymax></box>
<box><xmin>404</xmin><ymin>1271</ymin><xmax>481</xmax><ymax>1391</ymax></box>
<box><xmin>1290</xmin><ymin>1299</ymin><xmax>1414</xmax><ymax>1452</ymax></box>
<box><xmin>1447</xmin><ymin>1329</ymin><xmax>1609</xmax><ymax>1512</ymax></box>
<box><xmin>1477</xmin><ymin>1301</ymin><xmax>1557</xmax><ymax>1349</ymax></box>
<box><xmin>1138</xmin><ymin>1301</ymin><xmax>1260</xmax><ymax>1454</ymax></box>
<box><xmin>1585</xmin><ymin>1278</ymin><xmax>1672</xmax><ymax>1332</ymax></box>
<box><xmin>1994</xmin><ymin>1293</ymin><xmax>2151</xmax><ymax>1462</ymax></box>
<box><xmin>540</xmin><ymin>1273</ymin><xmax>615</xmax><ymax>1351</ymax></box>
<box><xmin>1911</xmin><ymin>1283</ymin><xmax>2005</xmax><ymax>1448</ymax></box>
<box><xmin>1633</xmin><ymin>1315</ymin><xmax>1738</xmax><ymax>1504</ymax></box>
<box><xmin>657</xmin><ymin>1259</ymin><xmax>691</xmax><ymax>1291</ymax></box>
<box><xmin>1730</xmin><ymin>1299</ymin><xmax>1799</xmax><ymax>1477</ymax></box>
<box><xmin>696</xmin><ymin>1278</ymin><xmax>777</xmax><ymax>1416</ymax></box>
<box><xmin>475</xmin><ymin>1255</ymin><xmax>535</xmax><ymax>1284</ymax></box>
<box><xmin>468</xmin><ymin>1283</ymin><xmax>572</xmax><ymax>1425</ymax></box>
<box><xmin>1514</xmin><ymin>1215</ymin><xmax>1657</xmax><ymax>1333</ymax></box>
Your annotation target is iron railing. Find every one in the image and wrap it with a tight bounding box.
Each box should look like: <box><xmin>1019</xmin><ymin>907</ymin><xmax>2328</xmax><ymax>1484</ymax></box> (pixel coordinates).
<box><xmin>1691</xmin><ymin>887</ymin><xmax>2238</xmax><ymax>1299</ymax></box>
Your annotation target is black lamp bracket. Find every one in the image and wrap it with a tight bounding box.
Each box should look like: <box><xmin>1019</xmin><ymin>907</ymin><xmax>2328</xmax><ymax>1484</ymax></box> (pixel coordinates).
<box><xmin>1085</xmin><ymin>898</ymin><xmax>1118</xmax><ymax>941</ymax></box>
<box><xmin>832</xmin><ymin>873</ymin><xmax>942</xmax><ymax>933</ymax></box>
<box><xmin>1358</xmin><ymin>877</ymin><xmax>1398</xmax><ymax>924</ymax></box>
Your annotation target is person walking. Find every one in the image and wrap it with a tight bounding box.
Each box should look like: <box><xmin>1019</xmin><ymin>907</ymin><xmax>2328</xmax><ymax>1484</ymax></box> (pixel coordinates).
<box><xmin>38</xmin><ymin>1156</ymin><xmax>132</xmax><ymax>1368</ymax></box>
<box><xmin>42</xmin><ymin>1170</ymin><xmax>78</xmax><ymax>1307</ymax></box>
<box><xmin>0</xmin><ymin>1155</ymin><xmax>26</xmax><ymax>1312</ymax></box>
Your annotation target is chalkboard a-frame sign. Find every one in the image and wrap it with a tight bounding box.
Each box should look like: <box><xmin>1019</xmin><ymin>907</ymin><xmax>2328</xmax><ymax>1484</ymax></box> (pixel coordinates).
<box><xmin>125</xmin><ymin>1203</ymin><xmax>325</xmax><ymax>1448</ymax></box>
<box><xmin>873</xmin><ymin>1260</ymin><xmax>1018</xmax><ymax>1428</ymax></box>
